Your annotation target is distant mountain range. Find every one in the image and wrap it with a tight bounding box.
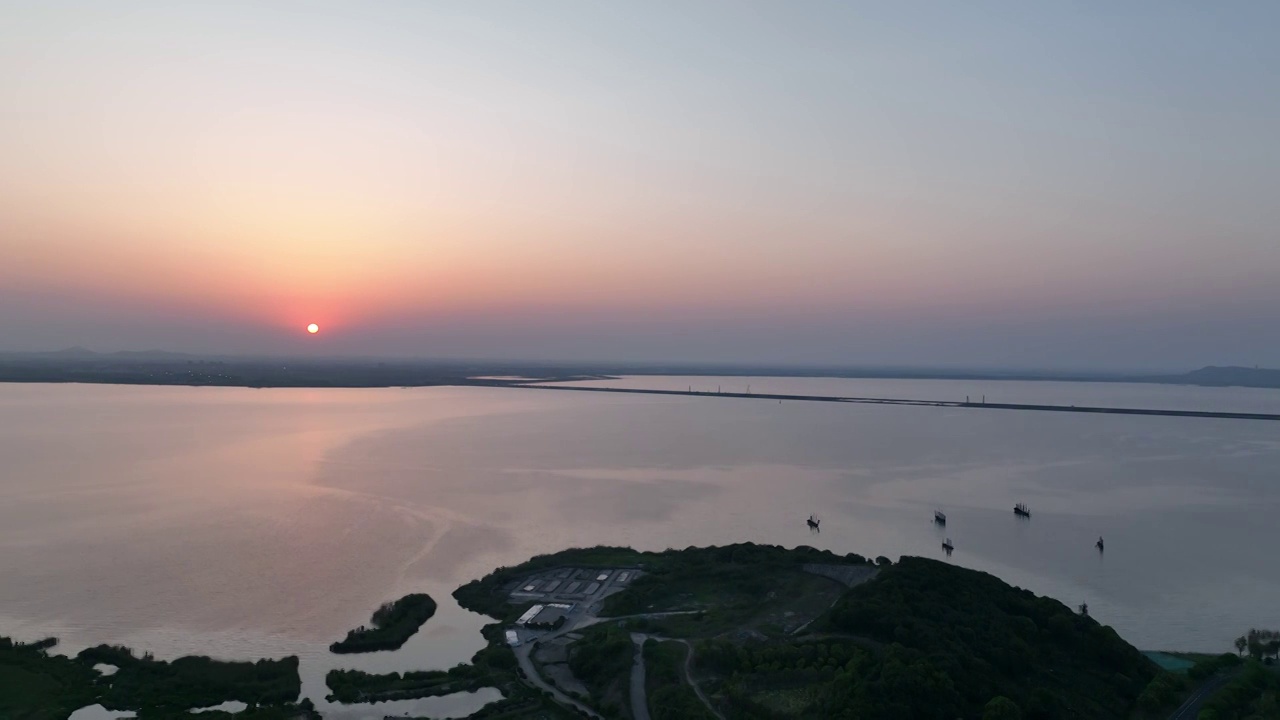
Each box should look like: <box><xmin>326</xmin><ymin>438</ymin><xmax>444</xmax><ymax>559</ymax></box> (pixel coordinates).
<box><xmin>1164</xmin><ymin>365</ymin><xmax>1280</xmax><ymax>389</ymax></box>
<box><xmin>25</xmin><ymin>347</ymin><xmax>195</xmax><ymax>360</ymax></box>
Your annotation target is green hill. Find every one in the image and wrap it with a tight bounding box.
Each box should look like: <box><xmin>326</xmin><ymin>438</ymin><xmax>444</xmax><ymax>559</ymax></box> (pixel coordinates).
<box><xmin>820</xmin><ymin>556</ymin><xmax>1156</xmax><ymax>719</ymax></box>
<box><xmin>453</xmin><ymin>544</ymin><xmax>1158</xmax><ymax>720</ymax></box>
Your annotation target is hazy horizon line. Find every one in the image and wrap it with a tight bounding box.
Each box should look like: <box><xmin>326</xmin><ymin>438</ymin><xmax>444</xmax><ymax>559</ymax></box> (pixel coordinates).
<box><xmin>0</xmin><ymin>345</ymin><xmax>1250</xmax><ymax>377</ymax></box>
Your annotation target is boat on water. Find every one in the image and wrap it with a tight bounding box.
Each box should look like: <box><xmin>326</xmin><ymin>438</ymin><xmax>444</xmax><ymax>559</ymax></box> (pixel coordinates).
<box><xmin>934</xmin><ymin>510</ymin><xmax>947</xmax><ymax>525</ymax></box>
<box><xmin>1014</xmin><ymin>503</ymin><xmax>1031</xmax><ymax>518</ymax></box>
<box><xmin>941</xmin><ymin>538</ymin><xmax>954</xmax><ymax>555</ymax></box>
<box><xmin>1096</xmin><ymin>536</ymin><xmax>1105</xmax><ymax>552</ymax></box>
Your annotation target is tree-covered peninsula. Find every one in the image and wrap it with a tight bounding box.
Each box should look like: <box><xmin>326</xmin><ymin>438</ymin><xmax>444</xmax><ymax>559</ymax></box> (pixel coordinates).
<box><xmin>329</xmin><ymin>592</ymin><xmax>437</xmax><ymax>654</ymax></box>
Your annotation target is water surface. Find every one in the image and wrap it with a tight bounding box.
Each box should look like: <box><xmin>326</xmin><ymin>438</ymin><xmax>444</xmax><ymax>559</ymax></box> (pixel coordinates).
<box><xmin>2</xmin><ymin>380</ymin><xmax>1278</xmax><ymax>714</ymax></box>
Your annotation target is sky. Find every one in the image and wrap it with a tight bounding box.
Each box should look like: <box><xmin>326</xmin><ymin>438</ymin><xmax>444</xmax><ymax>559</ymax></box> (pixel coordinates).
<box><xmin>3</xmin><ymin>2</ymin><xmax>1279</xmax><ymax>369</ymax></box>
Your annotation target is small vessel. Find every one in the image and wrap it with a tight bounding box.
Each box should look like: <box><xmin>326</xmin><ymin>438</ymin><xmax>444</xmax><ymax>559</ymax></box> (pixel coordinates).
<box><xmin>1096</xmin><ymin>536</ymin><xmax>1104</xmax><ymax>552</ymax></box>
<box><xmin>1014</xmin><ymin>503</ymin><xmax>1031</xmax><ymax>518</ymax></box>
<box><xmin>941</xmin><ymin>538</ymin><xmax>954</xmax><ymax>556</ymax></box>
<box><xmin>934</xmin><ymin>510</ymin><xmax>947</xmax><ymax>526</ymax></box>
<box><xmin>806</xmin><ymin>514</ymin><xmax>821</xmax><ymax>532</ymax></box>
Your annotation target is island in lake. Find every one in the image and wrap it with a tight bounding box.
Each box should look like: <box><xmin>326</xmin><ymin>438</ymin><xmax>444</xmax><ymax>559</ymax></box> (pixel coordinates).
<box><xmin>0</xmin><ymin>637</ymin><xmax>316</xmax><ymax>720</ymax></box>
<box><xmin>4</xmin><ymin>543</ymin><xmax>1276</xmax><ymax>719</ymax></box>
<box><xmin>329</xmin><ymin>592</ymin><xmax>437</xmax><ymax>654</ymax></box>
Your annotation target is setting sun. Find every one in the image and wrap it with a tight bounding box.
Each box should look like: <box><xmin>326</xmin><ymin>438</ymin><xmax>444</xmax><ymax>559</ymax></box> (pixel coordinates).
<box><xmin>306</xmin><ymin>323</ymin><xmax>319</xmax><ymax>334</ymax></box>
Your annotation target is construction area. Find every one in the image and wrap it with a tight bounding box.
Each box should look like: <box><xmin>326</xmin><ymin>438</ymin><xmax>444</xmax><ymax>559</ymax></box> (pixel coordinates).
<box><xmin>504</xmin><ymin>567</ymin><xmax>641</xmax><ymax>646</ymax></box>
<box><xmin>511</xmin><ymin>567</ymin><xmax>639</xmax><ymax>606</ymax></box>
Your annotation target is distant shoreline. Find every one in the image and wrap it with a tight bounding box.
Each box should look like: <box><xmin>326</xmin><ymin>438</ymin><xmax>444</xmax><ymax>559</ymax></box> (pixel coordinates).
<box><xmin>0</xmin><ymin>355</ymin><xmax>1278</xmax><ymax>392</ymax></box>
<box><xmin>0</xmin><ymin>358</ymin><xmax>1278</xmax><ymax>421</ymax></box>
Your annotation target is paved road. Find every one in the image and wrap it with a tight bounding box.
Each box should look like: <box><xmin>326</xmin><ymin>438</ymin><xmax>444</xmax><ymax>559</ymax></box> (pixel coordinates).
<box><xmin>510</xmin><ymin>611</ymin><xmax>697</xmax><ymax>719</ymax></box>
<box><xmin>1168</xmin><ymin>672</ymin><xmax>1234</xmax><ymax>720</ymax></box>
<box><xmin>514</xmin><ymin>643</ymin><xmax>603</xmax><ymax>720</ymax></box>
<box><xmin>630</xmin><ymin>633</ymin><xmax>651</xmax><ymax>720</ymax></box>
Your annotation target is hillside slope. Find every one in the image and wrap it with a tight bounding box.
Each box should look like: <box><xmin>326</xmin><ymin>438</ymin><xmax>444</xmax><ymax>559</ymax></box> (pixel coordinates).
<box><xmin>825</xmin><ymin>556</ymin><xmax>1156</xmax><ymax>719</ymax></box>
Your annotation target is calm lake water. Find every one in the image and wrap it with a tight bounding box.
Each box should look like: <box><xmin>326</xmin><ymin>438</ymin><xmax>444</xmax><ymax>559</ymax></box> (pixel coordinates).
<box><xmin>2</xmin><ymin>379</ymin><xmax>1279</xmax><ymax>716</ymax></box>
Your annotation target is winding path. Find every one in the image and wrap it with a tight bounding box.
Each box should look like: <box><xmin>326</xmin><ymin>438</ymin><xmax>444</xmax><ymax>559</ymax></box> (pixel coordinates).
<box><xmin>629</xmin><ymin>633</ymin><xmax>723</xmax><ymax>720</ymax></box>
<box><xmin>629</xmin><ymin>634</ymin><xmax>652</xmax><ymax>720</ymax></box>
<box><xmin>673</xmin><ymin>639</ymin><xmax>725</xmax><ymax>720</ymax></box>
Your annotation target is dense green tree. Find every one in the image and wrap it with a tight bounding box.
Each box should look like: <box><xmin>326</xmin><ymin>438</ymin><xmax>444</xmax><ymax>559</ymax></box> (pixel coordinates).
<box><xmin>1198</xmin><ymin>661</ymin><xmax>1280</xmax><ymax>719</ymax></box>
<box><xmin>566</xmin><ymin>624</ymin><xmax>634</xmax><ymax>714</ymax></box>
<box><xmin>329</xmin><ymin>593</ymin><xmax>436</xmax><ymax>653</ymax></box>
<box><xmin>827</xmin><ymin>557</ymin><xmax>1155</xmax><ymax>719</ymax></box>
<box><xmin>0</xmin><ymin>637</ymin><xmax>98</xmax><ymax>720</ymax></box>
<box><xmin>1254</xmin><ymin>691</ymin><xmax>1280</xmax><ymax>718</ymax></box>
<box><xmin>456</xmin><ymin>545</ymin><xmax>1162</xmax><ymax>720</ymax></box>
<box><xmin>983</xmin><ymin>696</ymin><xmax>1023</xmax><ymax>720</ymax></box>
<box><xmin>78</xmin><ymin>646</ymin><xmax>299</xmax><ymax>711</ymax></box>
<box><xmin>1137</xmin><ymin>672</ymin><xmax>1187</xmax><ymax>715</ymax></box>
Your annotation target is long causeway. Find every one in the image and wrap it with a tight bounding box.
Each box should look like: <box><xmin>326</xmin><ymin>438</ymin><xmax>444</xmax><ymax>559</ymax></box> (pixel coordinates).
<box><xmin>508</xmin><ymin>384</ymin><xmax>1280</xmax><ymax>422</ymax></box>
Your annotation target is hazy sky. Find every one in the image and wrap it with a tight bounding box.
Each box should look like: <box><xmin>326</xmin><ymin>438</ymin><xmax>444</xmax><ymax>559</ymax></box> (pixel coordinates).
<box><xmin>3</xmin><ymin>2</ymin><xmax>1278</xmax><ymax>369</ymax></box>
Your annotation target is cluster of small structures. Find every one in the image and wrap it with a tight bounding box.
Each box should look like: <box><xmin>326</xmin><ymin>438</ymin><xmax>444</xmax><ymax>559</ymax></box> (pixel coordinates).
<box><xmin>502</xmin><ymin>567</ymin><xmax>640</xmax><ymax>647</ymax></box>
<box><xmin>516</xmin><ymin>603</ymin><xmax>573</xmax><ymax>630</ymax></box>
